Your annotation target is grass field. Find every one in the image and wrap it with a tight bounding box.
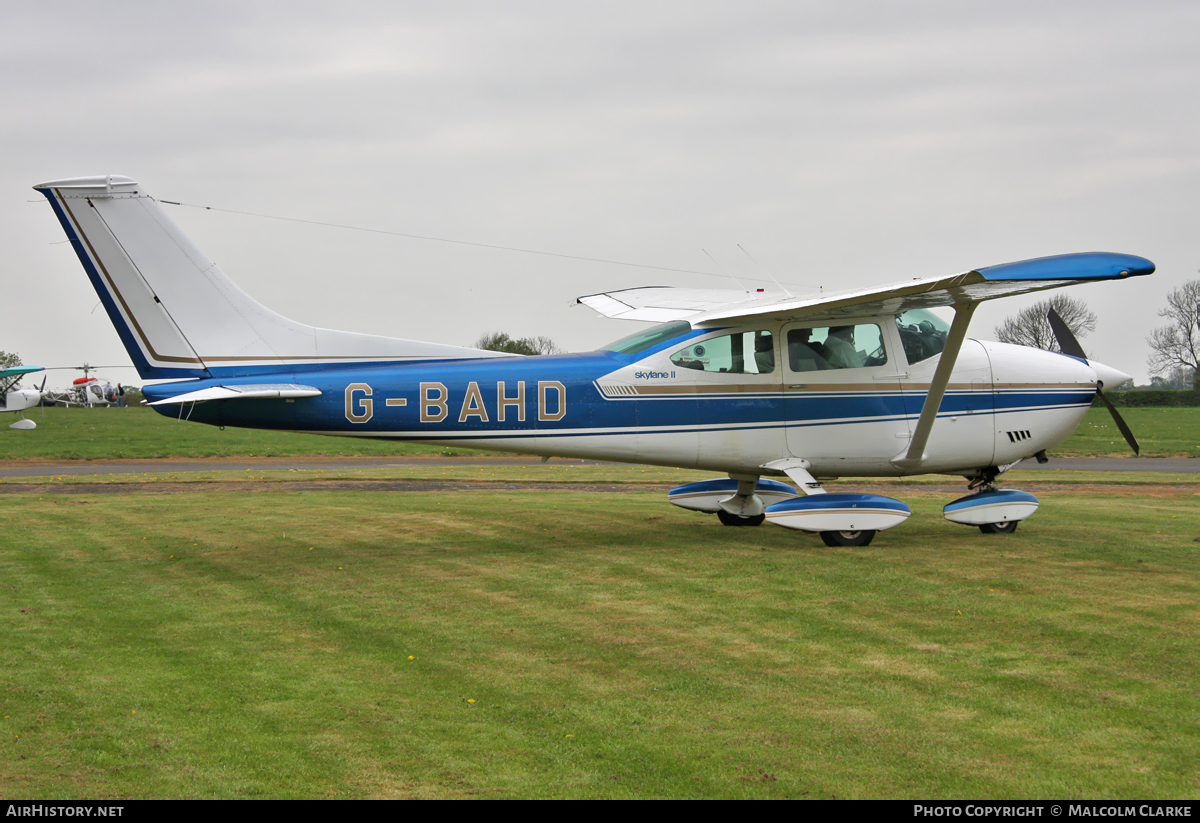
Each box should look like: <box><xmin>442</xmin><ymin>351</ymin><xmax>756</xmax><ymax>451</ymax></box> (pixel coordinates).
<box><xmin>2</xmin><ymin>402</ymin><xmax>1196</xmax><ymax>798</ymax></box>
<box><xmin>1</xmin><ymin>473</ymin><xmax>1197</xmax><ymax>799</ymax></box>
<box><xmin>1058</xmin><ymin>407</ymin><xmax>1200</xmax><ymax>457</ymax></box>
<box><xmin>2</xmin><ymin>404</ymin><xmax>1198</xmax><ymax>460</ymax></box>
<box><xmin>0</xmin><ymin>406</ymin><xmax>488</xmax><ymax>460</ymax></box>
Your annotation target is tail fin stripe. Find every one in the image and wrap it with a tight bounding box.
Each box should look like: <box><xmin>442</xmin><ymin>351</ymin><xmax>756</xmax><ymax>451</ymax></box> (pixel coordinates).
<box><xmin>57</xmin><ymin>191</ymin><xmax>205</xmax><ymax>366</ymax></box>
<box><xmin>43</xmin><ymin>189</ymin><xmax>154</xmax><ymax>375</ymax></box>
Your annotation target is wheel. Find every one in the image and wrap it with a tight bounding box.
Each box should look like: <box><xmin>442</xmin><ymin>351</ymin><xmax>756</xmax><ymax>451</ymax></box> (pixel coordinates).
<box><xmin>820</xmin><ymin>529</ymin><xmax>876</xmax><ymax>547</ymax></box>
<box><xmin>717</xmin><ymin>509</ymin><xmax>765</xmax><ymax>527</ymax></box>
<box><xmin>979</xmin><ymin>520</ymin><xmax>1019</xmax><ymax>534</ymax></box>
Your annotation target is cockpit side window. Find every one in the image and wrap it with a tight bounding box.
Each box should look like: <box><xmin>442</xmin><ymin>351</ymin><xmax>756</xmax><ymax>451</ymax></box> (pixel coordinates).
<box><xmin>787</xmin><ymin>324</ymin><xmax>887</xmax><ymax>373</ymax></box>
<box><xmin>670</xmin><ymin>330</ymin><xmax>775</xmax><ymax>374</ymax></box>
<box><xmin>894</xmin><ymin>309</ymin><xmax>949</xmax><ymax>364</ymax></box>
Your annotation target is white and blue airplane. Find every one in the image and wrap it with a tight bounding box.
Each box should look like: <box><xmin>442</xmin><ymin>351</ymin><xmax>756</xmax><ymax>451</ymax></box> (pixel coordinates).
<box><xmin>1</xmin><ymin>366</ymin><xmax>48</xmax><ymax>429</ymax></box>
<box><xmin>34</xmin><ymin>175</ymin><xmax>1151</xmax><ymax>545</ymax></box>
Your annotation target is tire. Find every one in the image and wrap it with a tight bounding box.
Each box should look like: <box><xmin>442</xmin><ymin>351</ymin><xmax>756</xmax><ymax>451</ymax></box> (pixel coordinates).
<box><xmin>717</xmin><ymin>509</ymin><xmax>765</xmax><ymax>527</ymax></box>
<box><xmin>820</xmin><ymin>529</ymin><xmax>876</xmax><ymax>547</ymax></box>
<box><xmin>979</xmin><ymin>520</ymin><xmax>1019</xmax><ymax>534</ymax></box>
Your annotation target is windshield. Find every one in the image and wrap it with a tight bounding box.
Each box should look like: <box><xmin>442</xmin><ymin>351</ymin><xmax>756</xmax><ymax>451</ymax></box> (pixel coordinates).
<box><xmin>600</xmin><ymin>320</ymin><xmax>693</xmax><ymax>355</ymax></box>
<box><xmin>895</xmin><ymin>309</ymin><xmax>950</xmax><ymax>364</ymax></box>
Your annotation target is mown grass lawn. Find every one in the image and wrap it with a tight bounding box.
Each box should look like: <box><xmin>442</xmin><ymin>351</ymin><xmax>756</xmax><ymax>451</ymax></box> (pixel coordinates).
<box><xmin>0</xmin><ymin>406</ymin><xmax>492</xmax><ymax>460</ymax></box>
<box><xmin>1</xmin><ymin>482</ymin><xmax>1196</xmax><ymax>798</ymax></box>
<box><xmin>1060</xmin><ymin>406</ymin><xmax>1200</xmax><ymax>457</ymax></box>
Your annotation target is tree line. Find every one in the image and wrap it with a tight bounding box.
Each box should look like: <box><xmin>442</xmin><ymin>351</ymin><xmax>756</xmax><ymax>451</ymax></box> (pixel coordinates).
<box><xmin>473</xmin><ymin>332</ymin><xmax>563</xmax><ymax>356</ymax></box>
<box><xmin>994</xmin><ymin>281</ymin><xmax>1199</xmax><ymax>390</ymax></box>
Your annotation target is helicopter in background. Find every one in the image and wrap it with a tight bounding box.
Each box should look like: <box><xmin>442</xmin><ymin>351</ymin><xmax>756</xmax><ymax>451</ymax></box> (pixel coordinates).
<box><xmin>44</xmin><ymin>364</ymin><xmax>132</xmax><ymax>408</ymax></box>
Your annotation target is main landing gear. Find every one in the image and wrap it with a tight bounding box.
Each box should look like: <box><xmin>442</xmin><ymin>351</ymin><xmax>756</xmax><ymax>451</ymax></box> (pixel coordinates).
<box><xmin>668</xmin><ymin>477</ymin><xmax>798</xmax><ymax>528</ymax></box>
<box><xmin>670</xmin><ymin>465</ymin><xmax>912</xmax><ymax>544</ymax></box>
<box><xmin>819</xmin><ymin>529</ymin><xmax>876</xmax><ymax>547</ymax></box>
<box><xmin>716</xmin><ymin>510</ymin><xmax>765</xmax><ymax>527</ymax></box>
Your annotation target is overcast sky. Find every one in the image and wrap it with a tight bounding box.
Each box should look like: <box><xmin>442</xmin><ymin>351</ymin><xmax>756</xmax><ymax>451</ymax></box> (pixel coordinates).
<box><xmin>4</xmin><ymin>1</ymin><xmax>1198</xmax><ymax>389</ymax></box>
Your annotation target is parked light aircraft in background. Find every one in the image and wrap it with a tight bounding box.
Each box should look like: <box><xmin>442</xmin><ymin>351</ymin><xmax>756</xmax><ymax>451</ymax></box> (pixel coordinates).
<box><xmin>35</xmin><ymin>175</ymin><xmax>1152</xmax><ymax>545</ymax></box>
<box><xmin>1</xmin><ymin>366</ymin><xmax>48</xmax><ymax>429</ymax></box>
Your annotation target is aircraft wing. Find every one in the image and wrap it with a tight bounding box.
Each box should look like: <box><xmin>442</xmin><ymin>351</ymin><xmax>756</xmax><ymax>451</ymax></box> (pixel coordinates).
<box><xmin>578</xmin><ymin>252</ymin><xmax>1155</xmax><ymax>325</ymax></box>
<box><xmin>147</xmin><ymin>384</ymin><xmax>322</xmax><ymax>405</ymax></box>
<box><xmin>577</xmin><ymin>286</ymin><xmax>786</xmax><ymax>322</ymax></box>
<box><xmin>0</xmin><ymin>367</ymin><xmax>44</xmax><ymax>379</ymax></box>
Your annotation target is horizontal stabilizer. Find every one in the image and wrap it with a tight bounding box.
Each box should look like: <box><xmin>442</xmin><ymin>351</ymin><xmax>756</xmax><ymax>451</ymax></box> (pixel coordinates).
<box><xmin>147</xmin><ymin>383</ymin><xmax>322</xmax><ymax>405</ymax></box>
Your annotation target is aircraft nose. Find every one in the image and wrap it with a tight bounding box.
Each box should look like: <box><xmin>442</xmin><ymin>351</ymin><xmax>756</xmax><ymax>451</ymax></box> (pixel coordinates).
<box><xmin>1091</xmin><ymin>361</ymin><xmax>1133</xmax><ymax>389</ymax></box>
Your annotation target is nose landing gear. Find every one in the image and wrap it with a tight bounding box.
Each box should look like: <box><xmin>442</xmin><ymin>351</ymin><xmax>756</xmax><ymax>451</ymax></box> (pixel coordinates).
<box><xmin>945</xmin><ymin>471</ymin><xmax>1039</xmax><ymax>535</ymax></box>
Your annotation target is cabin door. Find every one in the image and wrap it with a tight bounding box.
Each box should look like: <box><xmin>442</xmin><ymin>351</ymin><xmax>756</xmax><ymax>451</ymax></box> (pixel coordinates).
<box><xmin>782</xmin><ymin>319</ymin><xmax>910</xmax><ymax>471</ymax></box>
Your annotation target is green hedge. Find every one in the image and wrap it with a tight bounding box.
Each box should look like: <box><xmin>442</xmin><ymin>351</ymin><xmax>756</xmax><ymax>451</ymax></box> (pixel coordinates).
<box><xmin>1104</xmin><ymin>389</ymin><xmax>1200</xmax><ymax>407</ymax></box>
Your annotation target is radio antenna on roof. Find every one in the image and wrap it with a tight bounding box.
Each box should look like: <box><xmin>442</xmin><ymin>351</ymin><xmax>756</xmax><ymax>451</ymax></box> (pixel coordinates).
<box><xmin>737</xmin><ymin>244</ymin><xmax>793</xmax><ymax>298</ymax></box>
<box><xmin>701</xmin><ymin>249</ymin><xmax>748</xmax><ymax>292</ymax></box>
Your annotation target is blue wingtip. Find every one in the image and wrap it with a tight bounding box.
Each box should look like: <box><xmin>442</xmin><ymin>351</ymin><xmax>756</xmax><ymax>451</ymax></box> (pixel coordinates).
<box><xmin>976</xmin><ymin>252</ymin><xmax>1155</xmax><ymax>282</ymax></box>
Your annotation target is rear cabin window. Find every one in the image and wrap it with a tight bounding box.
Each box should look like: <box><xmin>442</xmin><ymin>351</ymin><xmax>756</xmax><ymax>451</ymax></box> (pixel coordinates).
<box><xmin>670</xmin><ymin>330</ymin><xmax>775</xmax><ymax>374</ymax></box>
<box><xmin>787</xmin><ymin>324</ymin><xmax>887</xmax><ymax>372</ymax></box>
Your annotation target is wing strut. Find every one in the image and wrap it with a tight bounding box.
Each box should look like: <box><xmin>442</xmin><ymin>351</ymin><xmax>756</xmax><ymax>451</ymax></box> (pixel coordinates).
<box><xmin>892</xmin><ymin>301</ymin><xmax>978</xmax><ymax>470</ymax></box>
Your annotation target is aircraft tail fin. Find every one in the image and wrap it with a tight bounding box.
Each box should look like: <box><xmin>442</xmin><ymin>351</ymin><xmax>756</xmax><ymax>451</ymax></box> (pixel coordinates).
<box><xmin>35</xmin><ymin>176</ymin><xmax>504</xmax><ymax>379</ymax></box>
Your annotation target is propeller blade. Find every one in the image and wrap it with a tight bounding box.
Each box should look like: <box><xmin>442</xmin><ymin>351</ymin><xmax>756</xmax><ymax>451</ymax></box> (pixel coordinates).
<box><xmin>1094</xmin><ymin>388</ymin><xmax>1140</xmax><ymax>455</ymax></box>
<box><xmin>1047</xmin><ymin>307</ymin><xmax>1140</xmax><ymax>455</ymax></box>
<box><xmin>1047</xmin><ymin>307</ymin><xmax>1088</xmax><ymax>360</ymax></box>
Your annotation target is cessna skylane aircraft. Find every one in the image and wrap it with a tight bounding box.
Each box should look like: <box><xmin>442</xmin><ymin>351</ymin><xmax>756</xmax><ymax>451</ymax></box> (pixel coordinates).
<box><xmin>35</xmin><ymin>175</ymin><xmax>1152</xmax><ymax>545</ymax></box>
